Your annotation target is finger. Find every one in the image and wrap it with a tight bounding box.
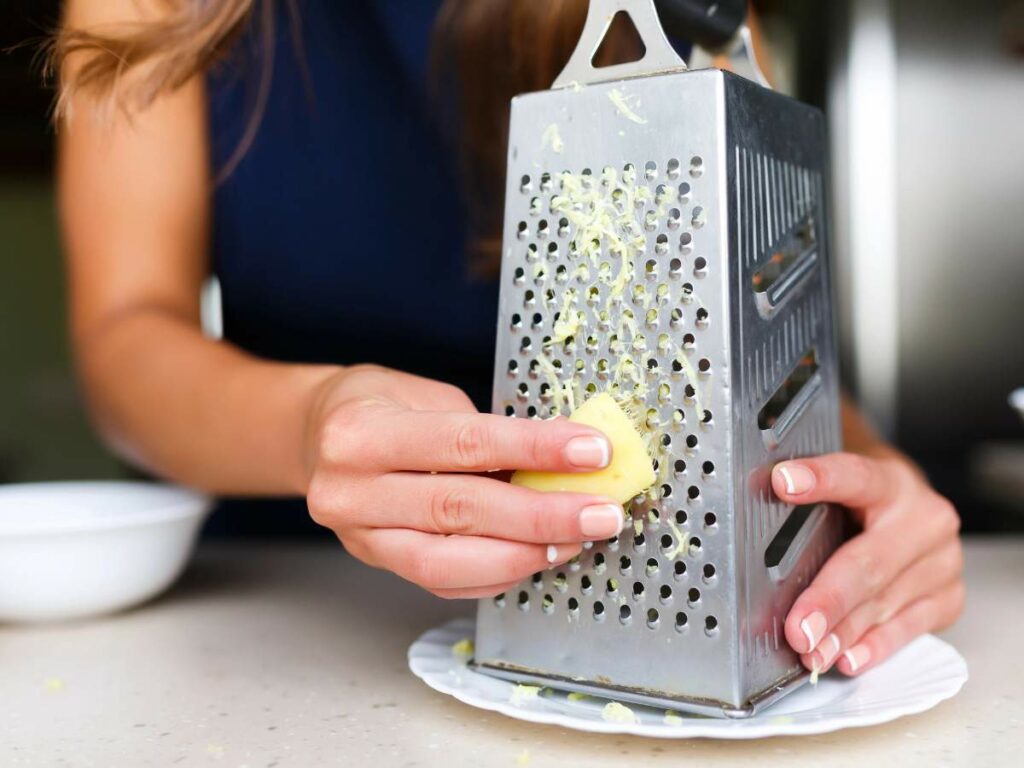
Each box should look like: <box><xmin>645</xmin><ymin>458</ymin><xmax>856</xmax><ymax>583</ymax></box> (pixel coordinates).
<box><xmin>357</xmin><ymin>409</ymin><xmax>614</xmax><ymax>473</ymax></box>
<box><xmin>771</xmin><ymin>452</ymin><xmax>902</xmax><ymax>509</ymax></box>
<box><xmin>800</xmin><ymin>540</ymin><xmax>964</xmax><ymax>672</ymax></box>
<box><xmin>363</xmin><ymin>528</ymin><xmax>583</xmax><ymax>590</ymax></box>
<box><xmin>431</xmin><ymin>581</ymin><xmax>523</xmax><ymax>600</ymax></box>
<box><xmin>369</xmin><ymin>473</ymin><xmax>625</xmax><ymax>543</ymax></box>
<box><xmin>784</xmin><ymin>503</ymin><xmax>957</xmax><ymax>654</ymax></box>
<box><xmin>833</xmin><ymin>580</ymin><xmax>966</xmax><ymax>676</ymax></box>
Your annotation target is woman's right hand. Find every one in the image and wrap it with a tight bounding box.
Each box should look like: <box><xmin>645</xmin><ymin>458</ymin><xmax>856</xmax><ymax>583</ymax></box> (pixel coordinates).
<box><xmin>303</xmin><ymin>365</ymin><xmax>626</xmax><ymax>599</ymax></box>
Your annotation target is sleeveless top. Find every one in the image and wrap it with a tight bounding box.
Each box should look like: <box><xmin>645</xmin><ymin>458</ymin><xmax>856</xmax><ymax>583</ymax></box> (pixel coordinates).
<box><xmin>204</xmin><ymin>0</ymin><xmax>692</xmax><ymax>536</ymax></box>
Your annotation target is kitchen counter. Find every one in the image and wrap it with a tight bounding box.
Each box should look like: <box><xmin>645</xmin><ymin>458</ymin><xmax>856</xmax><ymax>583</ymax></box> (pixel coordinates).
<box><xmin>4</xmin><ymin>537</ymin><xmax>1021</xmax><ymax>767</ymax></box>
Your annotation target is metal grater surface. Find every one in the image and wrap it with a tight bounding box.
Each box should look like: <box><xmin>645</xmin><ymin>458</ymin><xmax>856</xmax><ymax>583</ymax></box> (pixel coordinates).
<box><xmin>473</xmin><ymin>0</ymin><xmax>844</xmax><ymax>718</ymax></box>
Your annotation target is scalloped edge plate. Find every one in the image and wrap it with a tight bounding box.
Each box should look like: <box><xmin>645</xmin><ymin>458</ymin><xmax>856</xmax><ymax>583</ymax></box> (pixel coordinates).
<box><xmin>409</xmin><ymin>617</ymin><xmax>967</xmax><ymax>739</ymax></box>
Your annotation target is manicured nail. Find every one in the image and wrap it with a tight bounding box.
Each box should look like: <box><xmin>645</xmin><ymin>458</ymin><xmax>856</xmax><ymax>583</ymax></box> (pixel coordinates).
<box><xmin>813</xmin><ymin>633</ymin><xmax>841</xmax><ymax>669</ymax></box>
<box><xmin>546</xmin><ymin>545</ymin><xmax>559</xmax><ymax>564</ymax></box>
<box><xmin>843</xmin><ymin>645</ymin><xmax>871</xmax><ymax>673</ymax></box>
<box><xmin>579</xmin><ymin>504</ymin><xmax>625</xmax><ymax>537</ymax></box>
<box><xmin>822</xmin><ymin>633</ymin><xmax>841</xmax><ymax>665</ymax></box>
<box><xmin>776</xmin><ymin>463</ymin><xmax>815</xmax><ymax>495</ymax></box>
<box><xmin>800</xmin><ymin>611</ymin><xmax>828</xmax><ymax>652</ymax></box>
<box><xmin>564</xmin><ymin>436</ymin><xmax>611</xmax><ymax>469</ymax></box>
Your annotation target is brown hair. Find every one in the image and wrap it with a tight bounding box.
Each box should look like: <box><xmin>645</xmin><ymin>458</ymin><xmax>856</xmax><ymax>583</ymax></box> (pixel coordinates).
<box><xmin>48</xmin><ymin>1</ymin><xmax>644</xmax><ymax>272</ymax></box>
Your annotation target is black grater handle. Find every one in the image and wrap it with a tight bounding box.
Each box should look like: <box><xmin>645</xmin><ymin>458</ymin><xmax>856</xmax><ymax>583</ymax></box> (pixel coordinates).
<box><xmin>655</xmin><ymin>0</ymin><xmax>747</xmax><ymax>50</ymax></box>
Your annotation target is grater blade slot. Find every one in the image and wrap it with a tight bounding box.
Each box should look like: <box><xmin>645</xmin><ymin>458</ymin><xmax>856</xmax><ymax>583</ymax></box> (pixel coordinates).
<box><xmin>764</xmin><ymin>503</ymin><xmax>830</xmax><ymax>582</ymax></box>
<box><xmin>757</xmin><ymin>350</ymin><xmax>822</xmax><ymax>449</ymax></box>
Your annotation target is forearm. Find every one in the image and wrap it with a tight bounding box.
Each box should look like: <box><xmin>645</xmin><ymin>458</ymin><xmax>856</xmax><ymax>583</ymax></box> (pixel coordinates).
<box><xmin>840</xmin><ymin>394</ymin><xmax>908</xmax><ymax>464</ymax></box>
<box><xmin>77</xmin><ymin>308</ymin><xmax>339</xmax><ymax>496</ymax></box>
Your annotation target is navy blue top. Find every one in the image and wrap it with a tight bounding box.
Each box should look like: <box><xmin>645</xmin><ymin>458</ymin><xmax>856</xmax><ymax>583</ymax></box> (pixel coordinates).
<box><xmin>206</xmin><ymin>0</ymin><xmax>496</xmax><ymax>535</ymax></box>
<box><xmin>204</xmin><ymin>1</ymin><xmax>692</xmax><ymax>536</ymax></box>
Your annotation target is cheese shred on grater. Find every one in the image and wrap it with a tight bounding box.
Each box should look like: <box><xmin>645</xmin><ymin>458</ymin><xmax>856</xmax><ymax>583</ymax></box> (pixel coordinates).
<box><xmin>474</xmin><ymin>0</ymin><xmax>845</xmax><ymax>718</ymax></box>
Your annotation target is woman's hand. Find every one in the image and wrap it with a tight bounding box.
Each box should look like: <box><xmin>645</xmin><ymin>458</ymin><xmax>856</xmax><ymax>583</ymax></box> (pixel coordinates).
<box><xmin>772</xmin><ymin>453</ymin><xmax>964</xmax><ymax>676</ymax></box>
<box><xmin>303</xmin><ymin>365</ymin><xmax>626</xmax><ymax>599</ymax></box>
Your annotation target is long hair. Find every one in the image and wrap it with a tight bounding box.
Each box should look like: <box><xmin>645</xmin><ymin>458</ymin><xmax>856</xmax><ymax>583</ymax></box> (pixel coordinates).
<box><xmin>47</xmin><ymin>1</ymin><xmax>646</xmax><ymax>273</ymax></box>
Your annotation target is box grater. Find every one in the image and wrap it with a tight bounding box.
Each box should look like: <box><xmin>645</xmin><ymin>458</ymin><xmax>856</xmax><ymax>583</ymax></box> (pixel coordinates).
<box><xmin>473</xmin><ymin>0</ymin><xmax>844</xmax><ymax>718</ymax></box>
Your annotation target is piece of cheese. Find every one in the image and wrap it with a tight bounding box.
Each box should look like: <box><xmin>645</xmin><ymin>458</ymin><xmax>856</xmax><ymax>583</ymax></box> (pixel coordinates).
<box><xmin>511</xmin><ymin>393</ymin><xmax>655</xmax><ymax>503</ymax></box>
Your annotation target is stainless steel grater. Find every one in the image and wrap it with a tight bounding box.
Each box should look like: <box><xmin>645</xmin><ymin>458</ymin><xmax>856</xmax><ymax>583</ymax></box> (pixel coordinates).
<box><xmin>473</xmin><ymin>0</ymin><xmax>844</xmax><ymax>718</ymax></box>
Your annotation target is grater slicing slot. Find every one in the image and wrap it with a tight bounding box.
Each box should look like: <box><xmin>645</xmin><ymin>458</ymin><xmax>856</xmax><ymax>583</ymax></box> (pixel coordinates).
<box><xmin>764</xmin><ymin>503</ymin><xmax>830</xmax><ymax>582</ymax></box>
<box><xmin>757</xmin><ymin>350</ymin><xmax>822</xmax><ymax>449</ymax></box>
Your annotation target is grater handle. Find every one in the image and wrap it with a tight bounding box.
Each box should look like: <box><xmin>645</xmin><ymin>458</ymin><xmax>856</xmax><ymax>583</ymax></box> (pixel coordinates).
<box><xmin>553</xmin><ymin>0</ymin><xmax>687</xmax><ymax>89</ymax></box>
<box><xmin>656</xmin><ymin>0</ymin><xmax>747</xmax><ymax>50</ymax></box>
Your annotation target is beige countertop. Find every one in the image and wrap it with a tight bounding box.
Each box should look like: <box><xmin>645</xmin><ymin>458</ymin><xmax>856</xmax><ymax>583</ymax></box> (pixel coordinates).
<box><xmin>3</xmin><ymin>537</ymin><xmax>1022</xmax><ymax>767</ymax></box>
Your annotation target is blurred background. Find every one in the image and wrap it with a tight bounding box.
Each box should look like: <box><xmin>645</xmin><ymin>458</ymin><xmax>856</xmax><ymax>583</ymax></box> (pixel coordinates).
<box><xmin>1</xmin><ymin>0</ymin><xmax>1022</xmax><ymax>532</ymax></box>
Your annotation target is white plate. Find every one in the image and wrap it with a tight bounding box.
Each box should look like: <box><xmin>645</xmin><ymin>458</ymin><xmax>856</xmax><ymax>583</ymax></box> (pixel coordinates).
<box><xmin>0</xmin><ymin>482</ymin><xmax>210</xmax><ymax>623</ymax></box>
<box><xmin>408</xmin><ymin>617</ymin><xmax>968</xmax><ymax>739</ymax></box>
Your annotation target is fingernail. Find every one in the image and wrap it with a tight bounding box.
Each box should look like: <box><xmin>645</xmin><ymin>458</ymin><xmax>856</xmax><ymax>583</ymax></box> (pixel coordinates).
<box><xmin>843</xmin><ymin>644</ymin><xmax>871</xmax><ymax>673</ymax></box>
<box><xmin>564</xmin><ymin>436</ymin><xmax>611</xmax><ymax>469</ymax></box>
<box><xmin>579</xmin><ymin>504</ymin><xmax>625</xmax><ymax>537</ymax></box>
<box><xmin>821</xmin><ymin>633</ymin><xmax>842</xmax><ymax>666</ymax></box>
<box><xmin>813</xmin><ymin>633</ymin><xmax>841</xmax><ymax>669</ymax></box>
<box><xmin>546</xmin><ymin>545</ymin><xmax>559</xmax><ymax>564</ymax></box>
<box><xmin>800</xmin><ymin>611</ymin><xmax>828</xmax><ymax>652</ymax></box>
<box><xmin>776</xmin><ymin>463</ymin><xmax>815</xmax><ymax>495</ymax></box>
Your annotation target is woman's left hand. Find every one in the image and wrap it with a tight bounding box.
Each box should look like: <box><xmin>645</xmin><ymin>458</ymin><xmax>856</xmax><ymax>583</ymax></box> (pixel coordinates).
<box><xmin>772</xmin><ymin>452</ymin><xmax>964</xmax><ymax>676</ymax></box>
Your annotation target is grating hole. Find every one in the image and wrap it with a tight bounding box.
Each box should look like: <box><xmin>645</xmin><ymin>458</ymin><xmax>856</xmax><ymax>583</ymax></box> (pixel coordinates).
<box><xmin>531</xmin><ymin>572</ymin><xmax>543</xmax><ymax>588</ymax></box>
<box><xmin>523</xmin><ymin>290</ymin><xmax>535</xmax><ymax>306</ymax></box>
<box><xmin>675</xmin><ymin>612</ymin><xmax>688</xmax><ymax>631</ymax></box>
<box><xmin>678</xmin><ymin>182</ymin><xmax>691</xmax><ymax>201</ymax></box>
<box><xmin>686</xmin><ymin>434</ymin><xmax>699</xmax><ymax>450</ymax></box>
<box><xmin>679</xmin><ymin>231</ymin><xmax>693</xmax><ymax>251</ymax></box>
<box><xmin>645</xmin><ymin>259</ymin><xmax>658</xmax><ymax>276</ymax></box>
<box><xmin>703</xmin><ymin>563</ymin><xmax>717</xmax><ymax>581</ymax></box>
<box><xmin>690</xmin><ymin>156</ymin><xmax>704</xmax><ymax>177</ymax></box>
<box><xmin>690</xmin><ymin>536</ymin><xmax>702</xmax><ymax>552</ymax></box>
<box><xmin>694</xmin><ymin>256</ymin><xmax>708</xmax><ymax>275</ymax></box>
<box><xmin>633</xmin><ymin>533</ymin><xmax>646</xmax><ymax>549</ymax></box>
<box><xmin>517</xmin><ymin>221</ymin><xmax>528</xmax><ymax>239</ymax></box>
<box><xmin>667</xmin><ymin>158</ymin><xmax>681</xmax><ymax>178</ymax></box>
<box><xmin>632</xmin><ymin>582</ymin><xmax>645</xmax><ymax>599</ymax></box>
<box><xmin>673</xmin><ymin>409</ymin><xmax>685</xmax><ymax>427</ymax></box>
<box><xmin>688</xmin><ymin>485</ymin><xmax>700</xmax><ymax>500</ymax></box>
<box><xmin>593</xmin><ymin>601</ymin><xmax>605</xmax><ymax>620</ymax></box>
<box><xmin>520</xmin><ymin>174</ymin><xmax>532</xmax><ymax>193</ymax></box>
<box><xmin>504</xmin><ymin>405</ymin><xmax>515</xmax><ymax>416</ymax></box>
<box><xmin>518</xmin><ymin>591</ymin><xmax>530</xmax><ymax>610</ymax></box>
<box><xmin>691</xmin><ymin>207</ymin><xmax>706</xmax><ymax>228</ymax></box>
<box><xmin>656</xmin><ymin>234</ymin><xmax>669</xmax><ymax>255</ymax></box>
<box><xmin>568</xmin><ymin>597</ymin><xmax>579</xmax><ymax>612</ymax></box>
<box><xmin>646</xmin><ymin>557</ymin><xmax>659</xmax><ymax>576</ymax></box>
<box><xmin>494</xmin><ymin>592</ymin><xmax>506</xmax><ymax>608</ymax></box>
<box><xmin>667</xmin><ymin>208</ymin><xmax>681</xmax><ymax>229</ymax></box>
<box><xmin>619</xmin><ymin>555</ymin><xmax>632</xmax><ymax>573</ymax></box>
<box><xmin>698</xmin><ymin>357</ymin><xmax>711</xmax><ymax>374</ymax></box>
<box><xmin>696</xmin><ymin>307</ymin><xmax>709</xmax><ymax>326</ymax></box>
<box><xmin>540</xmin><ymin>172</ymin><xmax>553</xmax><ymax>191</ymax></box>
<box><xmin>704</xmin><ymin>512</ymin><xmax>717</xmax><ymax>528</ymax></box>
<box><xmin>644</xmin><ymin>160</ymin><xmax>658</xmax><ymax>180</ymax></box>
<box><xmin>660</xmin><ymin>484</ymin><xmax>672</xmax><ymax>499</ymax></box>
<box><xmin>647</xmin><ymin>608</ymin><xmax>660</xmax><ymax>628</ymax></box>
<box><xmin>553</xmin><ymin>572</ymin><xmax>568</xmax><ymax>591</ymax></box>
<box><xmin>606</xmin><ymin>577</ymin><xmax>620</xmax><ymax>595</ymax></box>
<box><xmin>542</xmin><ymin>594</ymin><xmax>554</xmax><ymax>613</ymax></box>
<box><xmin>660</xmin><ymin>534</ymin><xmax>673</xmax><ymax>552</ymax></box>
<box><xmin>688</xmin><ymin>587</ymin><xmax>701</xmax><ymax>604</ymax></box>
<box><xmin>619</xmin><ymin>604</ymin><xmax>632</xmax><ymax>624</ymax></box>
<box><xmin>675</xmin><ymin>510</ymin><xmax>688</xmax><ymax>525</ymax></box>
<box><xmin>513</xmin><ymin>267</ymin><xmax>525</xmax><ymax>284</ymax></box>
<box><xmin>580</xmin><ymin>575</ymin><xmax>593</xmax><ymax>593</ymax></box>
<box><xmin>674</xmin><ymin>459</ymin><xmax>687</xmax><ymax>475</ymax></box>
<box><xmin>684</xmin><ymin>383</ymin><xmax>696</xmax><ymax>399</ymax></box>
<box><xmin>670</xmin><ymin>307</ymin><xmax>683</xmax><ymax>325</ymax></box>
<box><xmin>659</xmin><ymin>585</ymin><xmax>673</xmax><ymax>603</ymax></box>
<box><xmin>702</xmin><ymin>409</ymin><xmax>714</xmax><ymax>425</ymax></box>
<box><xmin>674</xmin><ymin>561</ymin><xmax>687</xmax><ymax>577</ymax></box>
<box><xmin>705</xmin><ymin>615</ymin><xmax>719</xmax><ymax>635</ymax></box>
<box><xmin>526</xmin><ymin>406</ymin><xmax>538</xmax><ymax>418</ymax></box>
<box><xmin>538</xmin><ymin>220</ymin><xmax>550</xmax><ymax>237</ymax></box>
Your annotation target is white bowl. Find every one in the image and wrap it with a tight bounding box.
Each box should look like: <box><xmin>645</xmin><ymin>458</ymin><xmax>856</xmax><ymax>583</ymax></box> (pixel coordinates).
<box><xmin>0</xmin><ymin>482</ymin><xmax>210</xmax><ymax>623</ymax></box>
